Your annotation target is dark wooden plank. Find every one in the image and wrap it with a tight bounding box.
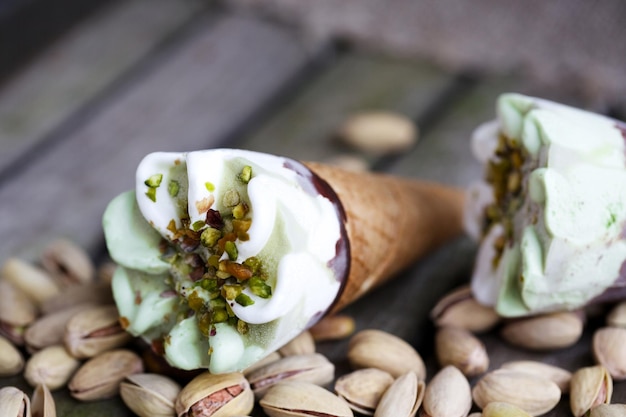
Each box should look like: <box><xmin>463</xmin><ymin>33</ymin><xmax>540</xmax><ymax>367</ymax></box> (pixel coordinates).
<box><xmin>0</xmin><ymin>0</ymin><xmax>203</xmax><ymax>177</ymax></box>
<box><xmin>0</xmin><ymin>12</ymin><xmax>320</xmax><ymax>263</ymax></box>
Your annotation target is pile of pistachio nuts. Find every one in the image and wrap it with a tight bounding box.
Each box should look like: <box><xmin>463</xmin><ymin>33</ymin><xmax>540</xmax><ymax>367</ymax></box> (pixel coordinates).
<box><xmin>2</xmin><ymin>239</ymin><xmax>626</xmax><ymax>417</ymax></box>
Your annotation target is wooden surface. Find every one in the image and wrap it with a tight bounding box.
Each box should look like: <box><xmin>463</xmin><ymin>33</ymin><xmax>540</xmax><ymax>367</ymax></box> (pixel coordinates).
<box><xmin>0</xmin><ymin>2</ymin><xmax>623</xmax><ymax>416</ymax></box>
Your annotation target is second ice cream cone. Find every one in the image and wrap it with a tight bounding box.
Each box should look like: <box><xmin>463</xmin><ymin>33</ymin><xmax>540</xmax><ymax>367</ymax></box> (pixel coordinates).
<box><xmin>305</xmin><ymin>162</ymin><xmax>465</xmax><ymax>313</ymax></box>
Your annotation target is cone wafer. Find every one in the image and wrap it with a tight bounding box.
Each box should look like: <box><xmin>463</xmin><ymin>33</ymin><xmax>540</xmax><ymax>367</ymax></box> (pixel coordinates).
<box><xmin>103</xmin><ymin>149</ymin><xmax>465</xmax><ymax>373</ymax></box>
<box><xmin>304</xmin><ymin>162</ymin><xmax>465</xmax><ymax>312</ymax></box>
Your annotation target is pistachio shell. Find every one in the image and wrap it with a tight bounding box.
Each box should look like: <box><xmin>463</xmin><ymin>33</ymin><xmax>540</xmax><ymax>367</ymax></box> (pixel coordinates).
<box><xmin>41</xmin><ymin>239</ymin><xmax>95</xmax><ymax>286</ymax></box>
<box><xmin>243</xmin><ymin>351</ymin><xmax>281</xmax><ymax>376</ymax></box>
<box><xmin>0</xmin><ymin>386</ymin><xmax>31</xmax><ymax>417</ymax></box>
<box><xmin>430</xmin><ymin>285</ymin><xmax>500</xmax><ymax>333</ymax></box>
<box><xmin>64</xmin><ymin>305</ymin><xmax>131</xmax><ymax>358</ymax></box>
<box><xmin>482</xmin><ymin>402</ymin><xmax>532</xmax><ymax>417</ymax></box>
<box><xmin>373</xmin><ymin>371</ymin><xmax>424</xmax><ymax>417</ymax></box>
<box><xmin>435</xmin><ymin>327</ymin><xmax>489</xmax><ymax>377</ymax></box>
<box><xmin>593</xmin><ymin>327</ymin><xmax>626</xmax><ymax>380</ymax></box>
<box><xmin>422</xmin><ymin>365</ymin><xmax>472</xmax><ymax>417</ymax></box>
<box><xmin>69</xmin><ymin>349</ymin><xmax>143</xmax><ymax>401</ymax></box>
<box><xmin>175</xmin><ymin>371</ymin><xmax>253</xmax><ymax>417</ymax></box>
<box><xmin>120</xmin><ymin>373</ymin><xmax>181</xmax><ymax>417</ymax></box>
<box><xmin>569</xmin><ymin>365</ymin><xmax>612</xmax><ymax>417</ymax></box>
<box><xmin>31</xmin><ymin>384</ymin><xmax>56</xmax><ymax>417</ymax></box>
<box><xmin>278</xmin><ymin>331</ymin><xmax>315</xmax><ymax>356</ymax></box>
<box><xmin>1</xmin><ymin>258</ymin><xmax>60</xmax><ymax>305</ymax></box>
<box><xmin>339</xmin><ymin>111</ymin><xmax>417</xmax><ymax>155</ymax></box>
<box><xmin>24</xmin><ymin>304</ymin><xmax>93</xmax><ymax>352</ymax></box>
<box><xmin>348</xmin><ymin>329</ymin><xmax>426</xmax><ymax>379</ymax></box>
<box><xmin>499</xmin><ymin>360</ymin><xmax>572</xmax><ymax>393</ymax></box>
<box><xmin>589</xmin><ymin>404</ymin><xmax>626</xmax><ymax>417</ymax></box>
<box><xmin>309</xmin><ymin>314</ymin><xmax>356</xmax><ymax>341</ymax></box>
<box><xmin>40</xmin><ymin>281</ymin><xmax>113</xmax><ymax>315</ymax></box>
<box><xmin>24</xmin><ymin>345</ymin><xmax>81</xmax><ymax>390</ymax></box>
<box><xmin>260</xmin><ymin>381</ymin><xmax>353</xmax><ymax>417</ymax></box>
<box><xmin>499</xmin><ymin>311</ymin><xmax>584</xmax><ymax>350</ymax></box>
<box><xmin>335</xmin><ymin>368</ymin><xmax>394</xmax><ymax>415</ymax></box>
<box><xmin>0</xmin><ymin>279</ymin><xmax>37</xmax><ymax>345</ymax></box>
<box><xmin>0</xmin><ymin>335</ymin><xmax>24</xmax><ymax>376</ymax></box>
<box><xmin>472</xmin><ymin>369</ymin><xmax>561</xmax><ymax>416</ymax></box>
<box><xmin>247</xmin><ymin>353</ymin><xmax>334</xmax><ymax>398</ymax></box>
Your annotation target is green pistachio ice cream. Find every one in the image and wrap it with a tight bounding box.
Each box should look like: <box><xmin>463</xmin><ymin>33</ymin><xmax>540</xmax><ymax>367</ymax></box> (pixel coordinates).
<box><xmin>465</xmin><ymin>93</ymin><xmax>626</xmax><ymax>317</ymax></box>
<box><xmin>103</xmin><ymin>149</ymin><xmax>348</xmax><ymax>373</ymax></box>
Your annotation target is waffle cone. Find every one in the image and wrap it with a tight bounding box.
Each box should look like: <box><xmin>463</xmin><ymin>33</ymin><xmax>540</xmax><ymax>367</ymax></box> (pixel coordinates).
<box><xmin>305</xmin><ymin>162</ymin><xmax>465</xmax><ymax>313</ymax></box>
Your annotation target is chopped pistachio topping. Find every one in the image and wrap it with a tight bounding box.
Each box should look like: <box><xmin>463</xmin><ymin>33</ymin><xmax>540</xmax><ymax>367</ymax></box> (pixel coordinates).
<box><xmin>205</xmin><ymin>182</ymin><xmax>215</xmax><ymax>192</ymax></box>
<box><xmin>249</xmin><ymin>276</ymin><xmax>272</xmax><ymax>298</ymax></box>
<box><xmin>238</xmin><ymin>165</ymin><xmax>252</xmax><ymax>183</ymax></box>
<box><xmin>145</xmin><ymin>187</ymin><xmax>157</xmax><ymax>202</ymax></box>
<box><xmin>168</xmin><ymin>180</ymin><xmax>180</xmax><ymax>197</ymax></box>
<box><xmin>201</xmin><ymin>227</ymin><xmax>222</xmax><ymax>247</ymax></box>
<box><xmin>232</xmin><ymin>203</ymin><xmax>248</xmax><ymax>220</ymax></box>
<box><xmin>144</xmin><ymin>173</ymin><xmax>163</xmax><ymax>188</ymax></box>
<box><xmin>192</xmin><ymin>220</ymin><xmax>206</xmax><ymax>231</ymax></box>
<box><xmin>223</xmin><ymin>189</ymin><xmax>240</xmax><ymax>207</ymax></box>
<box><xmin>225</xmin><ymin>241</ymin><xmax>238</xmax><ymax>261</ymax></box>
<box><xmin>235</xmin><ymin>293</ymin><xmax>254</xmax><ymax>306</ymax></box>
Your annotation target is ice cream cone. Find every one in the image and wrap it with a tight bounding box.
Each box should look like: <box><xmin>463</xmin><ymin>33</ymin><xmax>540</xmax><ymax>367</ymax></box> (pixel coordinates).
<box><xmin>304</xmin><ymin>162</ymin><xmax>465</xmax><ymax>313</ymax></box>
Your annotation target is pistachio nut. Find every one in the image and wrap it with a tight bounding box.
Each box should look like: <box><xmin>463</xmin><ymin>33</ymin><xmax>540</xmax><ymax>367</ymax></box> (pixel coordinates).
<box><xmin>435</xmin><ymin>327</ymin><xmax>488</xmax><ymax>377</ymax></box>
<box><xmin>422</xmin><ymin>365</ymin><xmax>472</xmax><ymax>417</ymax></box>
<box><xmin>24</xmin><ymin>304</ymin><xmax>92</xmax><ymax>352</ymax></box>
<box><xmin>24</xmin><ymin>345</ymin><xmax>81</xmax><ymax>390</ymax></box>
<box><xmin>0</xmin><ymin>386</ymin><xmax>31</xmax><ymax>417</ymax></box>
<box><xmin>499</xmin><ymin>360</ymin><xmax>572</xmax><ymax>393</ymax></box>
<box><xmin>605</xmin><ymin>301</ymin><xmax>626</xmax><ymax>327</ymax></box>
<box><xmin>0</xmin><ymin>279</ymin><xmax>38</xmax><ymax>345</ymax></box>
<box><xmin>260</xmin><ymin>381</ymin><xmax>353</xmax><ymax>417</ymax></box>
<box><xmin>246</xmin><ymin>353</ymin><xmax>334</xmax><ymax>398</ymax></box>
<box><xmin>592</xmin><ymin>327</ymin><xmax>626</xmax><ymax>380</ymax></box>
<box><xmin>41</xmin><ymin>238</ymin><xmax>95</xmax><ymax>286</ymax></box>
<box><xmin>309</xmin><ymin>314</ymin><xmax>356</xmax><ymax>341</ymax></box>
<box><xmin>243</xmin><ymin>351</ymin><xmax>281</xmax><ymax>376</ymax></box>
<box><xmin>1</xmin><ymin>258</ymin><xmax>59</xmax><ymax>305</ymax></box>
<box><xmin>31</xmin><ymin>384</ymin><xmax>56</xmax><ymax>417</ymax></box>
<box><xmin>348</xmin><ymin>329</ymin><xmax>426</xmax><ymax>379</ymax></box>
<box><xmin>0</xmin><ymin>335</ymin><xmax>24</xmax><ymax>376</ymax></box>
<box><xmin>278</xmin><ymin>331</ymin><xmax>315</xmax><ymax>356</ymax></box>
<box><xmin>589</xmin><ymin>404</ymin><xmax>626</xmax><ymax>417</ymax></box>
<box><xmin>472</xmin><ymin>369</ymin><xmax>561</xmax><ymax>416</ymax></box>
<box><xmin>69</xmin><ymin>349</ymin><xmax>144</xmax><ymax>401</ymax></box>
<box><xmin>481</xmin><ymin>402</ymin><xmax>532</xmax><ymax>417</ymax></box>
<box><xmin>499</xmin><ymin>311</ymin><xmax>584</xmax><ymax>350</ymax></box>
<box><xmin>373</xmin><ymin>371</ymin><xmax>424</xmax><ymax>417</ymax></box>
<box><xmin>120</xmin><ymin>373</ymin><xmax>181</xmax><ymax>417</ymax></box>
<box><xmin>40</xmin><ymin>281</ymin><xmax>113</xmax><ymax>315</ymax></box>
<box><xmin>64</xmin><ymin>304</ymin><xmax>131</xmax><ymax>358</ymax></box>
<box><xmin>430</xmin><ymin>285</ymin><xmax>500</xmax><ymax>333</ymax></box>
<box><xmin>569</xmin><ymin>365</ymin><xmax>612</xmax><ymax>417</ymax></box>
<box><xmin>334</xmin><ymin>368</ymin><xmax>394</xmax><ymax>416</ymax></box>
<box><xmin>339</xmin><ymin>111</ymin><xmax>417</xmax><ymax>155</ymax></box>
<box><xmin>175</xmin><ymin>371</ymin><xmax>254</xmax><ymax>417</ymax></box>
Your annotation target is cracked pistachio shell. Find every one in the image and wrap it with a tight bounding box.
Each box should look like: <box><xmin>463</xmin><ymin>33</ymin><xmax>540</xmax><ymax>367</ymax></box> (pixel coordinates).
<box><xmin>499</xmin><ymin>311</ymin><xmax>584</xmax><ymax>350</ymax></box>
<box><xmin>32</xmin><ymin>384</ymin><xmax>56</xmax><ymax>417</ymax></box>
<box><xmin>472</xmin><ymin>369</ymin><xmax>561</xmax><ymax>416</ymax></box>
<box><xmin>69</xmin><ymin>349</ymin><xmax>144</xmax><ymax>401</ymax></box>
<box><xmin>593</xmin><ymin>327</ymin><xmax>626</xmax><ymax>380</ymax></box>
<box><xmin>589</xmin><ymin>404</ymin><xmax>626</xmax><ymax>417</ymax></box>
<box><xmin>0</xmin><ymin>386</ymin><xmax>30</xmax><ymax>417</ymax></box>
<box><xmin>339</xmin><ymin>111</ymin><xmax>417</xmax><ymax>155</ymax></box>
<box><xmin>373</xmin><ymin>371</ymin><xmax>424</xmax><ymax>417</ymax></box>
<box><xmin>482</xmin><ymin>402</ymin><xmax>532</xmax><ymax>417</ymax></box>
<box><xmin>278</xmin><ymin>331</ymin><xmax>315</xmax><ymax>356</ymax></box>
<box><xmin>64</xmin><ymin>305</ymin><xmax>131</xmax><ymax>359</ymax></box>
<box><xmin>422</xmin><ymin>366</ymin><xmax>472</xmax><ymax>417</ymax></box>
<box><xmin>260</xmin><ymin>381</ymin><xmax>353</xmax><ymax>417</ymax></box>
<box><xmin>0</xmin><ymin>279</ymin><xmax>37</xmax><ymax>345</ymax></box>
<box><xmin>348</xmin><ymin>330</ymin><xmax>425</xmax><ymax>379</ymax></box>
<box><xmin>24</xmin><ymin>304</ymin><xmax>93</xmax><ymax>353</ymax></box>
<box><xmin>0</xmin><ymin>335</ymin><xmax>24</xmax><ymax>376</ymax></box>
<box><xmin>500</xmin><ymin>360</ymin><xmax>572</xmax><ymax>393</ymax></box>
<box><xmin>120</xmin><ymin>373</ymin><xmax>181</xmax><ymax>417</ymax></box>
<box><xmin>41</xmin><ymin>239</ymin><xmax>95</xmax><ymax>286</ymax></box>
<box><xmin>334</xmin><ymin>368</ymin><xmax>394</xmax><ymax>416</ymax></box>
<box><xmin>247</xmin><ymin>353</ymin><xmax>334</xmax><ymax>399</ymax></box>
<box><xmin>570</xmin><ymin>365</ymin><xmax>612</xmax><ymax>417</ymax></box>
<box><xmin>1</xmin><ymin>258</ymin><xmax>59</xmax><ymax>305</ymax></box>
<box><xmin>175</xmin><ymin>371</ymin><xmax>253</xmax><ymax>417</ymax></box>
<box><xmin>24</xmin><ymin>345</ymin><xmax>80</xmax><ymax>390</ymax></box>
<box><xmin>435</xmin><ymin>327</ymin><xmax>489</xmax><ymax>377</ymax></box>
<box><xmin>430</xmin><ymin>285</ymin><xmax>500</xmax><ymax>333</ymax></box>
<box><xmin>309</xmin><ymin>314</ymin><xmax>356</xmax><ymax>341</ymax></box>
